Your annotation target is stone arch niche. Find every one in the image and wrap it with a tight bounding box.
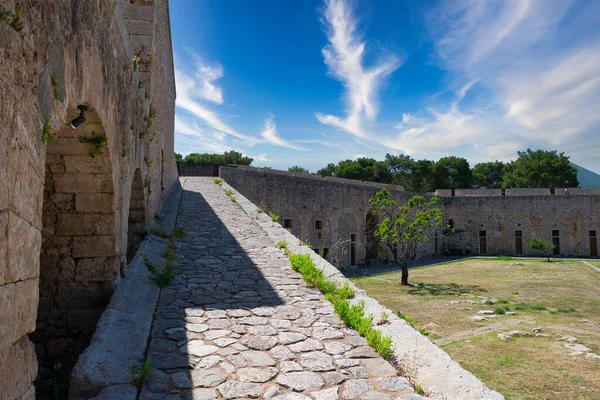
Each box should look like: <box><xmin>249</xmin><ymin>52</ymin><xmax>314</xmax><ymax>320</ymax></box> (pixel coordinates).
<box><xmin>33</xmin><ymin>106</ymin><xmax>118</xmax><ymax>374</ymax></box>
<box><xmin>365</xmin><ymin>210</ymin><xmax>378</xmax><ymax>264</ymax></box>
<box><xmin>127</xmin><ymin>169</ymin><xmax>147</xmax><ymax>263</ymax></box>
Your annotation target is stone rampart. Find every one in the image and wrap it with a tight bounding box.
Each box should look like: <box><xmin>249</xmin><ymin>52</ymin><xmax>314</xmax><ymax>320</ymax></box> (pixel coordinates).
<box><xmin>221</xmin><ymin>166</ymin><xmax>600</xmax><ymax>261</ymax></box>
<box><xmin>0</xmin><ymin>0</ymin><xmax>177</xmax><ymax>397</ymax></box>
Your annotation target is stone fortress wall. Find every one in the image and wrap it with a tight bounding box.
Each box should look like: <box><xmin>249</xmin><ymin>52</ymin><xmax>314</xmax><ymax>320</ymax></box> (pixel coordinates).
<box><xmin>0</xmin><ymin>1</ymin><xmax>177</xmax><ymax>398</ymax></box>
<box><xmin>220</xmin><ymin>166</ymin><xmax>600</xmax><ymax>266</ymax></box>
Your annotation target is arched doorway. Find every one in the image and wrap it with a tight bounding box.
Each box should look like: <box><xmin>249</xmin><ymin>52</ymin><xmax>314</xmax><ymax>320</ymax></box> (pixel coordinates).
<box><xmin>127</xmin><ymin>169</ymin><xmax>146</xmax><ymax>263</ymax></box>
<box><xmin>33</xmin><ymin>106</ymin><xmax>118</xmax><ymax>383</ymax></box>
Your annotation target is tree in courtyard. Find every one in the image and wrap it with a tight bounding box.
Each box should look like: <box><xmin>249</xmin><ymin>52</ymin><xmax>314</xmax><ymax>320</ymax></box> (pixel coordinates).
<box><xmin>317</xmin><ymin>163</ymin><xmax>336</xmax><ymax>177</ymax></box>
<box><xmin>502</xmin><ymin>149</ymin><xmax>578</xmax><ymax>188</ymax></box>
<box><xmin>288</xmin><ymin>165</ymin><xmax>310</xmax><ymax>174</ymax></box>
<box><xmin>175</xmin><ymin>152</ymin><xmax>183</xmax><ymax>162</ymax></box>
<box><xmin>528</xmin><ymin>238</ymin><xmax>554</xmax><ymax>262</ymax></box>
<box><xmin>369</xmin><ymin>189</ymin><xmax>442</xmax><ymax>285</ymax></box>
<box><xmin>472</xmin><ymin>161</ymin><xmax>504</xmax><ymax>188</ymax></box>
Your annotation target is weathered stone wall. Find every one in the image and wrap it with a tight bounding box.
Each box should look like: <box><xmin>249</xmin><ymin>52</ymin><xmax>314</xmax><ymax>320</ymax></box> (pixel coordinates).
<box><xmin>221</xmin><ymin>166</ymin><xmax>600</xmax><ymax>264</ymax></box>
<box><xmin>220</xmin><ymin>166</ymin><xmax>417</xmax><ymax>268</ymax></box>
<box><xmin>442</xmin><ymin>195</ymin><xmax>600</xmax><ymax>257</ymax></box>
<box><xmin>0</xmin><ymin>0</ymin><xmax>177</xmax><ymax>398</ymax></box>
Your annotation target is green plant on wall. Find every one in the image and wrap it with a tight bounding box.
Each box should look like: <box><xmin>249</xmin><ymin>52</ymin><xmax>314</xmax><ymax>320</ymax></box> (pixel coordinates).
<box><xmin>50</xmin><ymin>75</ymin><xmax>64</xmax><ymax>103</ymax></box>
<box><xmin>144</xmin><ymin>176</ymin><xmax>152</xmax><ymax>197</ymax></box>
<box><xmin>41</xmin><ymin>120</ymin><xmax>56</xmax><ymax>144</ymax></box>
<box><xmin>79</xmin><ymin>131</ymin><xmax>107</xmax><ymax>158</ymax></box>
<box><xmin>139</xmin><ymin>104</ymin><xmax>156</xmax><ymax>138</ymax></box>
<box><xmin>132</xmin><ymin>55</ymin><xmax>140</xmax><ymax>72</ymax></box>
<box><xmin>1</xmin><ymin>4</ymin><xmax>24</xmax><ymax>32</ymax></box>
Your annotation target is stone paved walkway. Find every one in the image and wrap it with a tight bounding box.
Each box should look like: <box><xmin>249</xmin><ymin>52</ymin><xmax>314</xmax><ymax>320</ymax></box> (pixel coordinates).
<box><xmin>141</xmin><ymin>178</ymin><xmax>420</xmax><ymax>400</ymax></box>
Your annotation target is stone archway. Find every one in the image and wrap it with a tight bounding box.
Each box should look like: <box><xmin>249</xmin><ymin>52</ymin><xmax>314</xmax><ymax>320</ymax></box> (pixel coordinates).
<box><xmin>127</xmin><ymin>169</ymin><xmax>147</xmax><ymax>263</ymax></box>
<box><xmin>33</xmin><ymin>106</ymin><xmax>118</xmax><ymax>379</ymax></box>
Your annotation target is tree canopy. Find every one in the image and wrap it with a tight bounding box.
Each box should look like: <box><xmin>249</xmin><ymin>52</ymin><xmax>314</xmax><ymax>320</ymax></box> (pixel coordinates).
<box><xmin>178</xmin><ymin>150</ymin><xmax>253</xmax><ymax>166</ymax></box>
<box><xmin>502</xmin><ymin>149</ymin><xmax>579</xmax><ymax>188</ymax></box>
<box><xmin>315</xmin><ymin>148</ymin><xmax>580</xmax><ymax>191</ymax></box>
<box><xmin>369</xmin><ymin>189</ymin><xmax>442</xmax><ymax>285</ymax></box>
<box><xmin>288</xmin><ymin>166</ymin><xmax>310</xmax><ymax>174</ymax></box>
<box><xmin>472</xmin><ymin>161</ymin><xmax>504</xmax><ymax>188</ymax></box>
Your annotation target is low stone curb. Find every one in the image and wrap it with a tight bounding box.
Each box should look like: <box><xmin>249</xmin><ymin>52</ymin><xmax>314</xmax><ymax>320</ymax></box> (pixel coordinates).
<box><xmin>221</xmin><ymin>180</ymin><xmax>504</xmax><ymax>400</ymax></box>
<box><xmin>69</xmin><ymin>182</ymin><xmax>183</xmax><ymax>399</ymax></box>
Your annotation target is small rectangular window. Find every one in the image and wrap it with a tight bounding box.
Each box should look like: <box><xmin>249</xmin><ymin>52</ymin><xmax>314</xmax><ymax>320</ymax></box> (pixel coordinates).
<box><xmin>552</xmin><ymin>230</ymin><xmax>560</xmax><ymax>237</ymax></box>
<box><xmin>479</xmin><ymin>230</ymin><xmax>486</xmax><ymax>237</ymax></box>
<box><xmin>350</xmin><ymin>233</ymin><xmax>356</xmax><ymax>242</ymax></box>
<box><xmin>515</xmin><ymin>230</ymin><xmax>522</xmax><ymax>237</ymax></box>
<box><xmin>283</xmin><ymin>218</ymin><xmax>293</xmax><ymax>230</ymax></box>
<box><xmin>315</xmin><ymin>220</ymin><xmax>323</xmax><ymax>231</ymax></box>
<box><xmin>322</xmin><ymin>248</ymin><xmax>330</xmax><ymax>259</ymax></box>
<box><xmin>590</xmin><ymin>230</ymin><xmax>597</xmax><ymax>237</ymax></box>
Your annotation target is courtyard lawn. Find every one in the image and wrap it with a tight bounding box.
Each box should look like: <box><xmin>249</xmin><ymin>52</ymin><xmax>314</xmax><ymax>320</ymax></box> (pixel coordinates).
<box><xmin>351</xmin><ymin>258</ymin><xmax>600</xmax><ymax>400</ymax></box>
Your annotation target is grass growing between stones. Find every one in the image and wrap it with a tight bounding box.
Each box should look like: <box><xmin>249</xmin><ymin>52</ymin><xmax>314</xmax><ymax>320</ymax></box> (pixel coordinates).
<box><xmin>289</xmin><ymin>253</ymin><xmax>394</xmax><ymax>360</ymax></box>
<box><xmin>352</xmin><ymin>258</ymin><xmax>600</xmax><ymax>399</ymax></box>
<box><xmin>144</xmin><ymin>229</ymin><xmax>185</xmax><ymax>288</ymax></box>
<box><xmin>127</xmin><ymin>361</ymin><xmax>153</xmax><ymax>389</ymax></box>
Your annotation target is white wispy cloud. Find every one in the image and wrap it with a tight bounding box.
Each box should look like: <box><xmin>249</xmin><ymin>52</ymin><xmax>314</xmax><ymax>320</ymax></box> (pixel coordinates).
<box><xmin>416</xmin><ymin>0</ymin><xmax>600</xmax><ymax>167</ymax></box>
<box><xmin>260</xmin><ymin>116</ymin><xmax>306</xmax><ymax>150</ymax></box>
<box><xmin>250</xmin><ymin>154</ymin><xmax>273</xmax><ymax>163</ymax></box>
<box><xmin>294</xmin><ymin>138</ymin><xmax>343</xmax><ymax>148</ymax></box>
<box><xmin>316</xmin><ymin>0</ymin><xmax>401</xmax><ymax>138</ymax></box>
<box><xmin>174</xmin><ymin>115</ymin><xmax>232</xmax><ymax>154</ymax></box>
<box><xmin>190</xmin><ymin>54</ymin><xmax>224</xmax><ymax>104</ymax></box>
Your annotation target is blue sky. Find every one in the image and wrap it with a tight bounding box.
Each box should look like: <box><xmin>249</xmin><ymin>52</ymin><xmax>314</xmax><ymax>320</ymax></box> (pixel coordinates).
<box><xmin>170</xmin><ymin>0</ymin><xmax>600</xmax><ymax>173</ymax></box>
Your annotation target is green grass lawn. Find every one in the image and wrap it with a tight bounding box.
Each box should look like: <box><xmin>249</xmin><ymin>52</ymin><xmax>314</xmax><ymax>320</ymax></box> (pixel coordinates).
<box><xmin>352</xmin><ymin>258</ymin><xmax>600</xmax><ymax>400</ymax></box>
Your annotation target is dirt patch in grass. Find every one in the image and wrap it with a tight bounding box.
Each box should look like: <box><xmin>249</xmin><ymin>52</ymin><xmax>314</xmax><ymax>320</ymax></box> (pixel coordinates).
<box><xmin>352</xmin><ymin>259</ymin><xmax>600</xmax><ymax>400</ymax></box>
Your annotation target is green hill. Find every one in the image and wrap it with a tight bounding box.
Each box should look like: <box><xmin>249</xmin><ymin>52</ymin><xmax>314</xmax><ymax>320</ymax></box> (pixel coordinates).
<box><xmin>571</xmin><ymin>163</ymin><xmax>600</xmax><ymax>188</ymax></box>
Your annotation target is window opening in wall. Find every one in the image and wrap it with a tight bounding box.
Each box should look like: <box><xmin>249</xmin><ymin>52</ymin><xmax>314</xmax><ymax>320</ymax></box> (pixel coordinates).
<box><xmin>448</xmin><ymin>219</ymin><xmax>455</xmax><ymax>230</ymax></box>
<box><xmin>515</xmin><ymin>230</ymin><xmax>523</xmax><ymax>255</ymax></box>
<box><xmin>434</xmin><ymin>230</ymin><xmax>439</xmax><ymax>255</ymax></box>
<box><xmin>479</xmin><ymin>230</ymin><xmax>487</xmax><ymax>254</ymax></box>
<box><xmin>552</xmin><ymin>230</ymin><xmax>560</xmax><ymax>255</ymax></box>
<box><xmin>315</xmin><ymin>219</ymin><xmax>323</xmax><ymax>231</ymax></box>
<box><xmin>350</xmin><ymin>233</ymin><xmax>357</xmax><ymax>265</ymax></box>
<box><xmin>322</xmin><ymin>248</ymin><xmax>330</xmax><ymax>259</ymax></box>
<box><xmin>283</xmin><ymin>218</ymin><xmax>293</xmax><ymax>231</ymax></box>
<box><xmin>590</xmin><ymin>230</ymin><xmax>597</xmax><ymax>257</ymax></box>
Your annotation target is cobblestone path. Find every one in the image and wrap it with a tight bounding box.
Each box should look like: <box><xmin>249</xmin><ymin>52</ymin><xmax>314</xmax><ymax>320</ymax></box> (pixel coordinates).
<box><xmin>143</xmin><ymin>178</ymin><xmax>419</xmax><ymax>400</ymax></box>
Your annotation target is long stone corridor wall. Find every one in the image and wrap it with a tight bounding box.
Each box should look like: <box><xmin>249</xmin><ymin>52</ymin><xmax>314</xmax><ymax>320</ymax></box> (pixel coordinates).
<box><xmin>221</xmin><ymin>166</ymin><xmax>600</xmax><ymax>261</ymax></box>
<box><xmin>0</xmin><ymin>1</ymin><xmax>177</xmax><ymax>398</ymax></box>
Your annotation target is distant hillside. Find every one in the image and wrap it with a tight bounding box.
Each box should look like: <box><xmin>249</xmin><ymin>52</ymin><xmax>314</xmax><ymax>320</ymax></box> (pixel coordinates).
<box><xmin>572</xmin><ymin>163</ymin><xmax>600</xmax><ymax>188</ymax></box>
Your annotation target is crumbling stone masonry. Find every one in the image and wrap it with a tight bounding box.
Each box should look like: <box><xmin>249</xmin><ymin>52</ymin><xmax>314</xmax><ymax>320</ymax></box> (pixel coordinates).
<box><xmin>220</xmin><ymin>166</ymin><xmax>600</xmax><ymax>264</ymax></box>
<box><xmin>0</xmin><ymin>1</ymin><xmax>177</xmax><ymax>398</ymax></box>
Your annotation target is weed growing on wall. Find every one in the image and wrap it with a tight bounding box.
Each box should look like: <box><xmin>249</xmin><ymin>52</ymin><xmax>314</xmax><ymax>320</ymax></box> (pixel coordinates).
<box><xmin>213</xmin><ymin>178</ymin><xmax>223</xmax><ymax>185</ymax></box>
<box><xmin>0</xmin><ymin>4</ymin><xmax>24</xmax><ymax>31</ymax></box>
<box><xmin>79</xmin><ymin>131</ymin><xmax>107</xmax><ymax>158</ymax></box>
<box><xmin>127</xmin><ymin>361</ymin><xmax>152</xmax><ymax>389</ymax></box>
<box><xmin>41</xmin><ymin>120</ymin><xmax>56</xmax><ymax>143</ymax></box>
<box><xmin>144</xmin><ymin>229</ymin><xmax>186</xmax><ymax>288</ymax></box>
<box><xmin>269</xmin><ymin>211</ymin><xmax>280</xmax><ymax>222</ymax></box>
<box><xmin>276</xmin><ymin>240</ymin><xmax>288</xmax><ymax>249</ymax></box>
<box><xmin>50</xmin><ymin>75</ymin><xmax>64</xmax><ymax>103</ymax></box>
<box><xmin>288</xmin><ymin>253</ymin><xmax>394</xmax><ymax>360</ymax></box>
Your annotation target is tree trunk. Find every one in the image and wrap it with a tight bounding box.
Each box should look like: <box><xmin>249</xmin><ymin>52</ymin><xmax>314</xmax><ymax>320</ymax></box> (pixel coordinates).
<box><xmin>401</xmin><ymin>262</ymin><xmax>409</xmax><ymax>286</ymax></box>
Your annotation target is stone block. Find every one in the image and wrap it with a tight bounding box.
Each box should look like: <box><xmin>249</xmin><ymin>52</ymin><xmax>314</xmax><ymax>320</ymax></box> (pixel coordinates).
<box><xmin>124</xmin><ymin>4</ymin><xmax>154</xmax><ymax>21</ymax></box>
<box><xmin>12</xmin><ymin>278</ymin><xmax>39</xmax><ymax>343</ymax></box>
<box><xmin>0</xmin><ymin>211</ymin><xmax>7</xmax><ymax>285</ymax></box>
<box><xmin>6</xmin><ymin>213</ymin><xmax>41</xmax><ymax>283</ymax></box>
<box><xmin>54</xmin><ymin>173</ymin><xmax>114</xmax><ymax>194</ymax></box>
<box><xmin>48</xmin><ymin>193</ymin><xmax>75</xmax><ymax>212</ymax></box>
<box><xmin>0</xmin><ymin>336</ymin><xmax>37</xmax><ymax>400</ymax></box>
<box><xmin>73</xmin><ymin>236</ymin><xmax>117</xmax><ymax>258</ymax></box>
<box><xmin>0</xmin><ymin>282</ymin><xmax>15</xmax><ymax>350</ymax></box>
<box><xmin>76</xmin><ymin>193</ymin><xmax>114</xmax><ymax>214</ymax></box>
<box><xmin>56</xmin><ymin>214</ymin><xmax>116</xmax><ymax>236</ymax></box>
<box><xmin>64</xmin><ymin>155</ymin><xmax>112</xmax><ymax>174</ymax></box>
<box><xmin>125</xmin><ymin>19</ymin><xmax>154</xmax><ymax>35</ymax></box>
<box><xmin>12</xmin><ymin>154</ymin><xmax>44</xmax><ymax>229</ymax></box>
<box><xmin>46</xmin><ymin>154</ymin><xmax>65</xmax><ymax>174</ymax></box>
<box><xmin>130</xmin><ymin>198</ymin><xmax>146</xmax><ymax>210</ymax></box>
<box><xmin>76</xmin><ymin>257</ymin><xmax>120</xmax><ymax>281</ymax></box>
<box><xmin>46</xmin><ymin>138</ymin><xmax>91</xmax><ymax>156</ymax></box>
